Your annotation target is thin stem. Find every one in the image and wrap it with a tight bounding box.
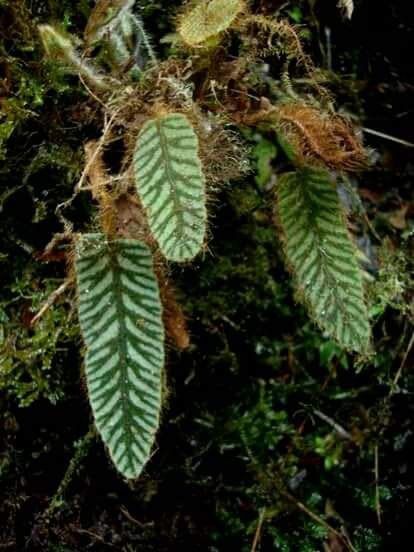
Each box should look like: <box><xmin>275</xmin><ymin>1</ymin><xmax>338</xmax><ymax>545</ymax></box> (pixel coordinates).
<box><xmin>363</xmin><ymin>127</ymin><xmax>414</xmax><ymax>148</ymax></box>
<box><xmin>390</xmin><ymin>330</ymin><xmax>414</xmax><ymax>393</ymax></box>
<box><xmin>55</xmin><ymin>106</ymin><xmax>122</xmax><ymax>232</ymax></box>
<box><xmin>374</xmin><ymin>445</ymin><xmax>382</xmax><ymax>526</ymax></box>
<box><xmin>280</xmin><ymin>488</ymin><xmax>357</xmax><ymax>552</ymax></box>
<box><xmin>313</xmin><ymin>408</ymin><xmax>353</xmax><ymax>440</ymax></box>
<box><xmin>30</xmin><ymin>279</ymin><xmax>73</xmax><ymax>326</ymax></box>
<box><xmin>133</xmin><ymin>14</ymin><xmax>157</xmax><ymax>65</ymax></box>
<box><xmin>250</xmin><ymin>509</ymin><xmax>266</xmax><ymax>552</ymax></box>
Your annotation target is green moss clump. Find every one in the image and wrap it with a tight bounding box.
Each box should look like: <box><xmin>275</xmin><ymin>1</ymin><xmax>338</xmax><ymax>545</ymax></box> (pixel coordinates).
<box><xmin>0</xmin><ymin>265</ymin><xmax>78</xmax><ymax>406</ymax></box>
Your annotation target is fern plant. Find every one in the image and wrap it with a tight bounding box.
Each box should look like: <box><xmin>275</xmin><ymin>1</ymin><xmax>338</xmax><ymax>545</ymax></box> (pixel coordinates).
<box><xmin>76</xmin><ymin>234</ymin><xmax>164</xmax><ymax>478</ymax></box>
<box><xmin>276</xmin><ymin>168</ymin><xmax>370</xmax><ymax>352</ymax></box>
<box><xmin>35</xmin><ymin>0</ymin><xmax>377</xmax><ymax>479</ymax></box>
<box><xmin>133</xmin><ymin>112</ymin><xmax>207</xmax><ymax>262</ymax></box>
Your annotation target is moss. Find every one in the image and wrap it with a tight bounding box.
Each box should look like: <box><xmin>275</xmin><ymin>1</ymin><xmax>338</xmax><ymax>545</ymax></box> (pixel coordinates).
<box><xmin>367</xmin><ymin>238</ymin><xmax>412</xmax><ymax>319</ymax></box>
<box><xmin>0</xmin><ymin>120</ymin><xmax>15</xmax><ymax>160</ymax></box>
<box><xmin>0</xmin><ymin>280</ymin><xmax>77</xmax><ymax>407</ymax></box>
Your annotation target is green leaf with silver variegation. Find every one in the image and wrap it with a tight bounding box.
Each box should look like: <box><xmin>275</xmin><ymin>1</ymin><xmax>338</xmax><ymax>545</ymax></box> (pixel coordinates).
<box><xmin>276</xmin><ymin>168</ymin><xmax>371</xmax><ymax>352</ymax></box>
<box><xmin>76</xmin><ymin>234</ymin><xmax>164</xmax><ymax>479</ymax></box>
<box><xmin>133</xmin><ymin>113</ymin><xmax>207</xmax><ymax>262</ymax></box>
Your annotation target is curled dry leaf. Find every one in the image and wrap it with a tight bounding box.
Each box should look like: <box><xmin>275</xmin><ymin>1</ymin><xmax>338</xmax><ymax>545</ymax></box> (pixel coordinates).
<box><xmin>337</xmin><ymin>0</ymin><xmax>354</xmax><ymax>20</ymax></box>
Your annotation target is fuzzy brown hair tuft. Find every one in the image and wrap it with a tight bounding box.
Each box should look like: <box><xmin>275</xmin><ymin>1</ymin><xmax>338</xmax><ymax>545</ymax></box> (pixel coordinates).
<box><xmin>274</xmin><ymin>103</ymin><xmax>368</xmax><ymax>172</ymax></box>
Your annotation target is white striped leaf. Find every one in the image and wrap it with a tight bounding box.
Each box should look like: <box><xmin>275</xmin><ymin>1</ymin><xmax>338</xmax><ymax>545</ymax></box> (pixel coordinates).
<box><xmin>133</xmin><ymin>113</ymin><xmax>207</xmax><ymax>262</ymax></box>
<box><xmin>276</xmin><ymin>168</ymin><xmax>371</xmax><ymax>352</ymax></box>
<box><xmin>76</xmin><ymin>234</ymin><xmax>164</xmax><ymax>479</ymax></box>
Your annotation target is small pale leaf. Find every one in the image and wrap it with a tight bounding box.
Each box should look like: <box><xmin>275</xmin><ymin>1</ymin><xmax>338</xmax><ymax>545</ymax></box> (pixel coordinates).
<box><xmin>133</xmin><ymin>112</ymin><xmax>207</xmax><ymax>262</ymax></box>
<box><xmin>76</xmin><ymin>234</ymin><xmax>164</xmax><ymax>479</ymax></box>
<box><xmin>337</xmin><ymin>0</ymin><xmax>354</xmax><ymax>19</ymax></box>
<box><xmin>178</xmin><ymin>0</ymin><xmax>244</xmax><ymax>47</ymax></box>
<box><xmin>276</xmin><ymin>168</ymin><xmax>371</xmax><ymax>352</ymax></box>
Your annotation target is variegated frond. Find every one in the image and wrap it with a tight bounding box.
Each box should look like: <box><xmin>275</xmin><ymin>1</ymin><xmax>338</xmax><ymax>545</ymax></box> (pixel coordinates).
<box><xmin>76</xmin><ymin>234</ymin><xmax>165</xmax><ymax>479</ymax></box>
<box><xmin>178</xmin><ymin>0</ymin><xmax>245</xmax><ymax>48</ymax></box>
<box><xmin>133</xmin><ymin>112</ymin><xmax>207</xmax><ymax>263</ymax></box>
<box><xmin>276</xmin><ymin>168</ymin><xmax>371</xmax><ymax>352</ymax></box>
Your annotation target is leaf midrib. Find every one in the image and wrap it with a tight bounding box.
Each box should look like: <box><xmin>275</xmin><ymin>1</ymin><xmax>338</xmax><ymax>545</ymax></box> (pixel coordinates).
<box><xmin>297</xmin><ymin>174</ymin><xmax>366</xmax><ymax>344</ymax></box>
<box><xmin>156</xmin><ymin>118</ymin><xmax>186</xmax><ymax>241</ymax></box>
<box><xmin>108</xmin><ymin>243</ymin><xmax>133</xmax><ymax>469</ymax></box>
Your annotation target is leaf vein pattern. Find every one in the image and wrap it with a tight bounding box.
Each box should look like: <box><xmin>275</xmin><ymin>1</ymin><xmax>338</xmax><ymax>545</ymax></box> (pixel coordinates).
<box><xmin>276</xmin><ymin>169</ymin><xmax>370</xmax><ymax>351</ymax></box>
<box><xmin>76</xmin><ymin>234</ymin><xmax>164</xmax><ymax>479</ymax></box>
